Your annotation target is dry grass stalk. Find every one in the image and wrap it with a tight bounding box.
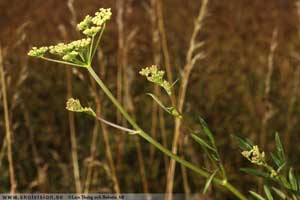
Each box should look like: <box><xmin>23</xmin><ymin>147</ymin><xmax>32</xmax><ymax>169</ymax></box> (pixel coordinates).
<box><xmin>257</xmin><ymin>29</ymin><xmax>278</xmax><ymax>192</ymax></box>
<box><xmin>156</xmin><ymin>0</ymin><xmax>176</xmax><ymax>106</ymax></box>
<box><xmin>260</xmin><ymin>29</ymin><xmax>278</xmax><ymax>149</ymax></box>
<box><xmin>149</xmin><ymin>0</ymin><xmax>161</xmax><ymax>165</ymax></box>
<box><xmin>155</xmin><ymin>0</ymin><xmax>170</xmax><ymax>175</ymax></box>
<box><xmin>98</xmin><ymin>98</ymin><xmax>121</xmax><ymax>194</ymax></box>
<box><xmin>59</xmin><ymin>23</ymin><xmax>82</xmax><ymax>193</ymax></box>
<box><xmin>0</xmin><ymin>47</ymin><xmax>17</xmax><ymax>193</ymax></box>
<box><xmin>64</xmin><ymin>0</ymin><xmax>85</xmax><ymax>192</ymax></box>
<box><xmin>66</xmin><ymin>59</ymin><xmax>82</xmax><ymax>193</ymax></box>
<box><xmin>116</xmin><ymin>0</ymin><xmax>125</xmax><ymax>170</ymax></box>
<box><xmin>0</xmin><ymin>139</ymin><xmax>7</xmax><ymax>169</ymax></box>
<box><xmin>83</xmin><ymin>121</ymin><xmax>99</xmax><ymax>193</ymax></box>
<box><xmin>166</xmin><ymin>0</ymin><xmax>209</xmax><ymax>197</ymax></box>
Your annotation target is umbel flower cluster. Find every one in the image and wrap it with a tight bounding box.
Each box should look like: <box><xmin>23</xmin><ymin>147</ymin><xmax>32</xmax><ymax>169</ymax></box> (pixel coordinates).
<box><xmin>28</xmin><ymin>8</ymin><xmax>112</xmax><ymax>65</ymax></box>
<box><xmin>139</xmin><ymin>65</ymin><xmax>172</xmax><ymax>95</ymax></box>
<box><xmin>77</xmin><ymin>8</ymin><xmax>112</xmax><ymax>36</ymax></box>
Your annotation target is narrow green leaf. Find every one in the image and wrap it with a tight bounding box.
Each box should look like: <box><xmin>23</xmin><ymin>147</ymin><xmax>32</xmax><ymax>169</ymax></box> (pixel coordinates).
<box><xmin>275</xmin><ymin>132</ymin><xmax>285</xmax><ymax>162</ymax></box>
<box><xmin>240</xmin><ymin>168</ymin><xmax>269</xmax><ymax>178</ymax></box>
<box><xmin>270</xmin><ymin>153</ymin><xmax>281</xmax><ymax>168</ymax></box>
<box><xmin>271</xmin><ymin>187</ymin><xmax>286</xmax><ymax>199</ymax></box>
<box><xmin>277</xmin><ymin>162</ymin><xmax>286</xmax><ymax>173</ymax></box>
<box><xmin>191</xmin><ymin>134</ymin><xmax>216</xmax><ymax>152</ymax></box>
<box><xmin>203</xmin><ymin>169</ymin><xmax>218</xmax><ymax>194</ymax></box>
<box><xmin>249</xmin><ymin>191</ymin><xmax>266</xmax><ymax>200</ymax></box>
<box><xmin>147</xmin><ymin>93</ymin><xmax>182</xmax><ymax>118</ymax></box>
<box><xmin>279</xmin><ymin>176</ymin><xmax>291</xmax><ymax>190</ymax></box>
<box><xmin>289</xmin><ymin>167</ymin><xmax>298</xmax><ymax>191</ymax></box>
<box><xmin>233</xmin><ymin>134</ymin><xmax>253</xmax><ymax>151</ymax></box>
<box><xmin>199</xmin><ymin>117</ymin><xmax>215</xmax><ymax>145</ymax></box>
<box><xmin>264</xmin><ymin>185</ymin><xmax>273</xmax><ymax>200</ymax></box>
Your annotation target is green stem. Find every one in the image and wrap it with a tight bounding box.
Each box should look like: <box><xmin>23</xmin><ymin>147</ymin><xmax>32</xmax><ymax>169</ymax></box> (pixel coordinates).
<box><xmin>87</xmin><ymin>66</ymin><xmax>248</xmax><ymax>200</ymax></box>
<box><xmin>40</xmin><ymin>57</ymin><xmax>85</xmax><ymax>68</ymax></box>
<box><xmin>91</xmin><ymin>23</ymin><xmax>106</xmax><ymax>59</ymax></box>
<box><xmin>88</xmin><ymin>36</ymin><xmax>95</xmax><ymax>65</ymax></box>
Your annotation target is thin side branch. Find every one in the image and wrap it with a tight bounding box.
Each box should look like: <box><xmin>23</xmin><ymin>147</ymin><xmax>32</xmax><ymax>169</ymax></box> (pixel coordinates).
<box><xmin>0</xmin><ymin>47</ymin><xmax>17</xmax><ymax>193</ymax></box>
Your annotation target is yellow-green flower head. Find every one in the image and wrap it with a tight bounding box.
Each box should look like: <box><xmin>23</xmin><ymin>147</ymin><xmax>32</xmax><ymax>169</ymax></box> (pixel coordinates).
<box><xmin>242</xmin><ymin>145</ymin><xmax>265</xmax><ymax>166</ymax></box>
<box><xmin>92</xmin><ymin>8</ymin><xmax>112</xmax><ymax>26</ymax></box>
<box><xmin>49</xmin><ymin>43</ymin><xmax>74</xmax><ymax>56</ymax></box>
<box><xmin>28</xmin><ymin>46</ymin><xmax>48</xmax><ymax>57</ymax></box>
<box><xmin>139</xmin><ymin>65</ymin><xmax>172</xmax><ymax>95</ymax></box>
<box><xmin>62</xmin><ymin>51</ymin><xmax>79</xmax><ymax>61</ymax></box>
<box><xmin>49</xmin><ymin>38</ymin><xmax>91</xmax><ymax>56</ymax></box>
<box><xmin>77</xmin><ymin>15</ymin><xmax>93</xmax><ymax>31</ymax></box>
<box><xmin>83</xmin><ymin>26</ymin><xmax>101</xmax><ymax>37</ymax></box>
<box><xmin>70</xmin><ymin>38</ymin><xmax>91</xmax><ymax>50</ymax></box>
<box><xmin>66</xmin><ymin>98</ymin><xmax>82</xmax><ymax>111</ymax></box>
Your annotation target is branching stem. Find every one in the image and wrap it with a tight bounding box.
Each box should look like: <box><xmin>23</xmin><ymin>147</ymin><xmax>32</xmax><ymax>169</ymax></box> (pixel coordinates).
<box><xmin>87</xmin><ymin>66</ymin><xmax>248</xmax><ymax>200</ymax></box>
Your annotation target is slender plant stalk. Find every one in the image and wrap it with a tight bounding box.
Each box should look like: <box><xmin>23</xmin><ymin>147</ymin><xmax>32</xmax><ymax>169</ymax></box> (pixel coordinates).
<box><xmin>0</xmin><ymin>139</ymin><xmax>7</xmax><ymax>169</ymax></box>
<box><xmin>166</xmin><ymin>0</ymin><xmax>208</xmax><ymax>197</ymax></box>
<box><xmin>58</xmin><ymin>23</ymin><xmax>82</xmax><ymax>193</ymax></box>
<box><xmin>181</xmin><ymin>163</ymin><xmax>190</xmax><ymax>200</ymax></box>
<box><xmin>87</xmin><ymin>66</ymin><xmax>248</xmax><ymax>200</ymax></box>
<box><xmin>135</xmin><ymin>137</ymin><xmax>149</xmax><ymax>193</ymax></box>
<box><xmin>0</xmin><ymin>47</ymin><xmax>17</xmax><ymax>193</ymax></box>
<box><xmin>156</xmin><ymin>0</ymin><xmax>176</xmax><ymax>106</ymax></box>
<box><xmin>100</xmin><ymin>125</ymin><xmax>121</xmax><ymax>194</ymax></box>
<box><xmin>116</xmin><ymin>0</ymin><xmax>125</xmax><ymax>171</ymax></box>
<box><xmin>83</xmin><ymin>79</ymin><xmax>100</xmax><ymax>193</ymax></box>
<box><xmin>258</xmin><ymin>29</ymin><xmax>278</xmax><ymax>193</ymax></box>
<box><xmin>66</xmin><ymin>67</ymin><xmax>82</xmax><ymax>193</ymax></box>
<box><xmin>260</xmin><ymin>29</ymin><xmax>278</xmax><ymax>149</ymax></box>
<box><xmin>149</xmin><ymin>0</ymin><xmax>161</xmax><ymax>165</ymax></box>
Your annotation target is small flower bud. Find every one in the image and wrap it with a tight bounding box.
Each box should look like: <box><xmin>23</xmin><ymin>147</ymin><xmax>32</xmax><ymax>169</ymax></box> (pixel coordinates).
<box><xmin>28</xmin><ymin>46</ymin><xmax>48</xmax><ymax>57</ymax></box>
<box><xmin>92</xmin><ymin>8</ymin><xmax>112</xmax><ymax>26</ymax></box>
<box><xmin>77</xmin><ymin>15</ymin><xmax>92</xmax><ymax>31</ymax></box>
<box><xmin>66</xmin><ymin>98</ymin><xmax>96</xmax><ymax>117</ymax></box>
<box><xmin>62</xmin><ymin>51</ymin><xmax>79</xmax><ymax>61</ymax></box>
<box><xmin>83</xmin><ymin>26</ymin><xmax>101</xmax><ymax>36</ymax></box>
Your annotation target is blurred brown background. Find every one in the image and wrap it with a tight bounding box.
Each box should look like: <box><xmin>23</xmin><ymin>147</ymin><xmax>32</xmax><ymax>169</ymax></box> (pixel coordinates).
<box><xmin>0</xmin><ymin>0</ymin><xmax>300</xmax><ymax>198</ymax></box>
